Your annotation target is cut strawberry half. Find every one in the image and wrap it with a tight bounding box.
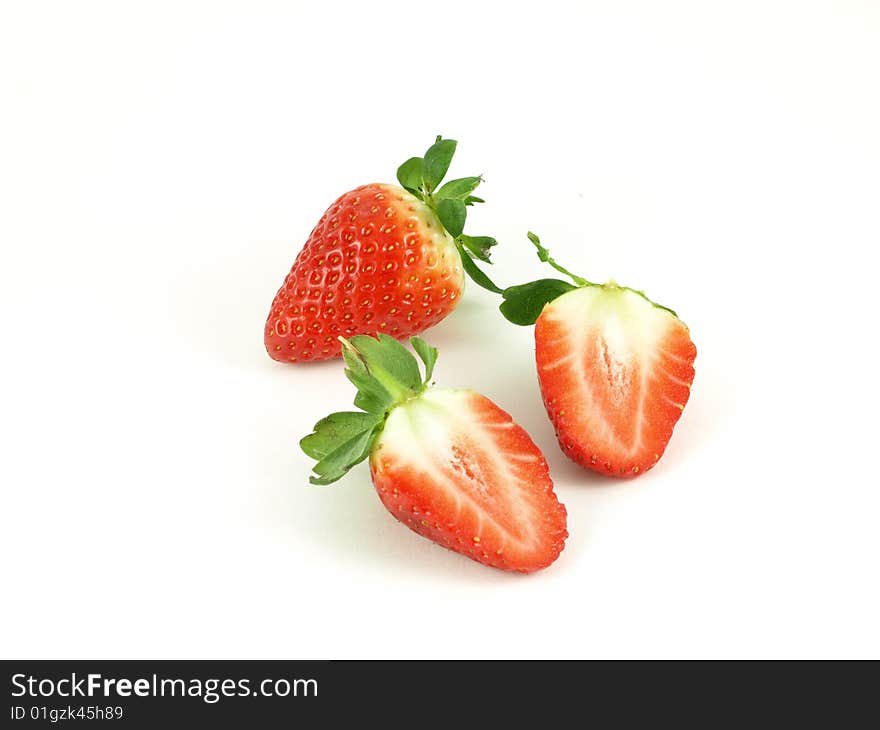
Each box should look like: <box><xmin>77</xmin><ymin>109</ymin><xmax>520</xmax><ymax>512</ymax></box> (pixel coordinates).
<box><xmin>372</xmin><ymin>389</ymin><xmax>566</xmax><ymax>571</ymax></box>
<box><xmin>499</xmin><ymin>233</ymin><xmax>697</xmax><ymax>478</ymax></box>
<box><xmin>300</xmin><ymin>334</ymin><xmax>567</xmax><ymax>572</ymax></box>
<box><xmin>536</xmin><ymin>284</ymin><xmax>696</xmax><ymax>476</ymax></box>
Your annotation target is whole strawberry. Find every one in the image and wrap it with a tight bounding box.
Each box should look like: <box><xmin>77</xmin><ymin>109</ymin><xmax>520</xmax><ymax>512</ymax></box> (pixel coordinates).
<box><xmin>265</xmin><ymin>137</ymin><xmax>501</xmax><ymax>362</ymax></box>
<box><xmin>301</xmin><ymin>334</ymin><xmax>568</xmax><ymax>572</ymax></box>
<box><xmin>499</xmin><ymin>233</ymin><xmax>697</xmax><ymax>478</ymax></box>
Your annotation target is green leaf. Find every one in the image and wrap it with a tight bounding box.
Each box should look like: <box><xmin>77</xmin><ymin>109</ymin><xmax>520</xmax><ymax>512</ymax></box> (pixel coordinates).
<box><xmin>410</xmin><ymin>337</ymin><xmax>438</xmax><ymax>383</ymax></box>
<box><xmin>455</xmin><ymin>242</ymin><xmax>504</xmax><ymax>294</ymax></box>
<box><xmin>397</xmin><ymin>156</ymin><xmax>424</xmax><ymax>191</ymax></box>
<box><xmin>309</xmin><ymin>426</ymin><xmax>377</xmax><ymax>485</ymax></box>
<box><xmin>348</xmin><ymin>334</ymin><xmax>423</xmax><ymax>396</ymax></box>
<box><xmin>499</xmin><ymin>278</ymin><xmax>576</xmax><ymax>325</ymax></box>
<box><xmin>435</xmin><ymin>176</ymin><xmax>482</xmax><ymax>201</ymax></box>
<box><xmin>436</xmin><ymin>198</ymin><xmax>467</xmax><ymax>238</ymax></box>
<box><xmin>345</xmin><ymin>368</ymin><xmax>394</xmax><ymax>414</ymax></box>
<box><xmin>458</xmin><ymin>235</ymin><xmax>497</xmax><ymax>263</ymax></box>
<box><xmin>340</xmin><ymin>337</ymin><xmax>368</xmax><ymax>376</ymax></box>
<box><xmin>422</xmin><ymin>137</ymin><xmax>457</xmax><ymax>191</ymax></box>
<box><xmin>464</xmin><ymin>195</ymin><xmax>484</xmax><ymax>206</ymax></box>
<box><xmin>341</xmin><ymin>340</ymin><xmax>395</xmax><ymax>414</ymax></box>
<box><xmin>300</xmin><ymin>411</ymin><xmax>381</xmax><ymax>460</ymax></box>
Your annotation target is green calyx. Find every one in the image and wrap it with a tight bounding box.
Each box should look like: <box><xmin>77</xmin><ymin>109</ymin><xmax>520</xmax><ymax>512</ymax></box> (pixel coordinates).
<box><xmin>396</xmin><ymin>136</ymin><xmax>503</xmax><ymax>294</ymax></box>
<box><xmin>300</xmin><ymin>334</ymin><xmax>438</xmax><ymax>485</ymax></box>
<box><xmin>499</xmin><ymin>232</ymin><xmax>678</xmax><ymax>326</ymax></box>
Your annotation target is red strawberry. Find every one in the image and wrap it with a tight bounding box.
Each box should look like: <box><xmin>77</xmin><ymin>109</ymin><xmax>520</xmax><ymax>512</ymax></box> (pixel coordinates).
<box><xmin>266</xmin><ymin>137</ymin><xmax>503</xmax><ymax>362</ymax></box>
<box><xmin>300</xmin><ymin>334</ymin><xmax>567</xmax><ymax>572</ymax></box>
<box><xmin>499</xmin><ymin>233</ymin><xmax>697</xmax><ymax>477</ymax></box>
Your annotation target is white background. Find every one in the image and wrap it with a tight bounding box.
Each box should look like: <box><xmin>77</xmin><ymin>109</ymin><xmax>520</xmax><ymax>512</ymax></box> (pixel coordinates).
<box><xmin>2</xmin><ymin>1</ymin><xmax>878</xmax><ymax>659</ymax></box>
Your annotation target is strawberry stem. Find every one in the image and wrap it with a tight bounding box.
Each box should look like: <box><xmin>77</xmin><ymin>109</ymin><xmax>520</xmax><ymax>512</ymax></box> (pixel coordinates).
<box><xmin>526</xmin><ymin>232</ymin><xmax>594</xmax><ymax>287</ymax></box>
<box><xmin>498</xmin><ymin>232</ymin><xmax>679</xmax><ymax>325</ymax></box>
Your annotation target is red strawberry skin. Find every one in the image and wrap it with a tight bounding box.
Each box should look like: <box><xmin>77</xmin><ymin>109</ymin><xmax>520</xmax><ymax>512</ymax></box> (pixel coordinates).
<box><xmin>535</xmin><ymin>285</ymin><xmax>696</xmax><ymax>478</ymax></box>
<box><xmin>266</xmin><ymin>183</ymin><xmax>464</xmax><ymax>362</ymax></box>
<box><xmin>369</xmin><ymin>389</ymin><xmax>568</xmax><ymax>573</ymax></box>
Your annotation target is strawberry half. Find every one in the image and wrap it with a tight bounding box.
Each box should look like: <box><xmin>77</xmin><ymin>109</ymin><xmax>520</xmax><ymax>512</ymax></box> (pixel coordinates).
<box><xmin>266</xmin><ymin>137</ymin><xmax>503</xmax><ymax>363</ymax></box>
<box><xmin>300</xmin><ymin>334</ymin><xmax>567</xmax><ymax>572</ymax></box>
<box><xmin>499</xmin><ymin>233</ymin><xmax>697</xmax><ymax>478</ymax></box>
